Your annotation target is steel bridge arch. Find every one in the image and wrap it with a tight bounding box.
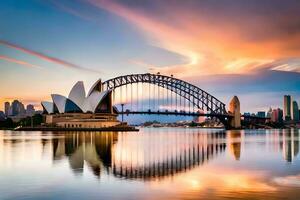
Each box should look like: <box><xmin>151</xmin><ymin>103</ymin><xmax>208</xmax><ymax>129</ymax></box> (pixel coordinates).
<box><xmin>102</xmin><ymin>73</ymin><xmax>227</xmax><ymax>115</ymax></box>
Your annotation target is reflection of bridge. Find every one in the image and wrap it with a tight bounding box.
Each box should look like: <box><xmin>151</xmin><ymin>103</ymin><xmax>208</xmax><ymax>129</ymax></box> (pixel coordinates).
<box><xmin>51</xmin><ymin>130</ymin><xmax>227</xmax><ymax>180</ymax></box>
<box><xmin>101</xmin><ymin>73</ymin><xmax>236</xmax><ymax>128</ymax></box>
<box><xmin>48</xmin><ymin>129</ymin><xmax>300</xmax><ymax>180</ymax></box>
<box><xmin>112</xmin><ymin>131</ymin><xmax>226</xmax><ymax>180</ymax></box>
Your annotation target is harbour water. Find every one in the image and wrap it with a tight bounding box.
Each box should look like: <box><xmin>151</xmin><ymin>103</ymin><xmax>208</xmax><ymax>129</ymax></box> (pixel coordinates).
<box><xmin>1</xmin><ymin>128</ymin><xmax>300</xmax><ymax>200</ymax></box>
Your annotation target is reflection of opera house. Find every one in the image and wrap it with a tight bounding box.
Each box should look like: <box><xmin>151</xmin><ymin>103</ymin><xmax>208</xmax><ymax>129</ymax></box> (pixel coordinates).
<box><xmin>41</xmin><ymin>79</ymin><xmax>122</xmax><ymax>128</ymax></box>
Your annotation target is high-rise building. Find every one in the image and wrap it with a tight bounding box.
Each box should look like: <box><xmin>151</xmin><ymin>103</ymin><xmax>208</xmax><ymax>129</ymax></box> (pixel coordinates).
<box><xmin>19</xmin><ymin>102</ymin><xmax>26</xmax><ymax>115</ymax></box>
<box><xmin>11</xmin><ymin>100</ymin><xmax>20</xmax><ymax>116</ymax></box>
<box><xmin>11</xmin><ymin>100</ymin><xmax>26</xmax><ymax>116</ymax></box>
<box><xmin>257</xmin><ymin>111</ymin><xmax>266</xmax><ymax>118</ymax></box>
<box><xmin>271</xmin><ymin>108</ymin><xmax>283</xmax><ymax>123</ymax></box>
<box><xmin>4</xmin><ymin>102</ymin><xmax>10</xmax><ymax>116</ymax></box>
<box><xmin>26</xmin><ymin>104</ymin><xmax>35</xmax><ymax>116</ymax></box>
<box><xmin>292</xmin><ymin>101</ymin><xmax>299</xmax><ymax>121</ymax></box>
<box><xmin>284</xmin><ymin>95</ymin><xmax>292</xmax><ymax>121</ymax></box>
<box><xmin>278</xmin><ymin>108</ymin><xmax>284</xmax><ymax>123</ymax></box>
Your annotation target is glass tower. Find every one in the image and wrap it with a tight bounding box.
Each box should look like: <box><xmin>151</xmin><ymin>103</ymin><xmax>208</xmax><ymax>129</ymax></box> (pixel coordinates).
<box><xmin>284</xmin><ymin>95</ymin><xmax>292</xmax><ymax>121</ymax></box>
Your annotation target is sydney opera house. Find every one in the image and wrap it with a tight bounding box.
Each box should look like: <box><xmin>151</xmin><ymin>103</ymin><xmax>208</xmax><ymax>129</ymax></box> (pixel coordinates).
<box><xmin>41</xmin><ymin>79</ymin><xmax>122</xmax><ymax>129</ymax></box>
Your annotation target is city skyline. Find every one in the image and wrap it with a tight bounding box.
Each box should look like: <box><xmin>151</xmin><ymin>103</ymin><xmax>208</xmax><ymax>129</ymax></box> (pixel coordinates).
<box><xmin>1</xmin><ymin>0</ymin><xmax>300</xmax><ymax>112</ymax></box>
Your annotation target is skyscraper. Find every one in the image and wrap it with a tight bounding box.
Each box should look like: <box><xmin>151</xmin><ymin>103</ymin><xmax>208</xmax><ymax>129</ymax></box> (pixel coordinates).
<box><xmin>257</xmin><ymin>111</ymin><xmax>266</xmax><ymax>118</ymax></box>
<box><xmin>271</xmin><ymin>108</ymin><xmax>283</xmax><ymax>123</ymax></box>
<box><xmin>284</xmin><ymin>95</ymin><xmax>292</xmax><ymax>121</ymax></box>
<box><xmin>11</xmin><ymin>100</ymin><xmax>20</xmax><ymax>116</ymax></box>
<box><xmin>4</xmin><ymin>102</ymin><xmax>10</xmax><ymax>116</ymax></box>
<box><xmin>11</xmin><ymin>100</ymin><xmax>25</xmax><ymax>116</ymax></box>
<box><xmin>19</xmin><ymin>102</ymin><xmax>26</xmax><ymax>115</ymax></box>
<box><xmin>292</xmin><ymin>101</ymin><xmax>299</xmax><ymax>121</ymax></box>
<box><xmin>266</xmin><ymin>107</ymin><xmax>272</xmax><ymax>118</ymax></box>
<box><xmin>26</xmin><ymin>104</ymin><xmax>35</xmax><ymax>116</ymax></box>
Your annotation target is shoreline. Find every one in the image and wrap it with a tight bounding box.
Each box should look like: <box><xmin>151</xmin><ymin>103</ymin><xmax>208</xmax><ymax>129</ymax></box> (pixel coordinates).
<box><xmin>1</xmin><ymin>126</ymin><xmax>298</xmax><ymax>132</ymax></box>
<box><xmin>14</xmin><ymin>126</ymin><xmax>139</xmax><ymax>132</ymax></box>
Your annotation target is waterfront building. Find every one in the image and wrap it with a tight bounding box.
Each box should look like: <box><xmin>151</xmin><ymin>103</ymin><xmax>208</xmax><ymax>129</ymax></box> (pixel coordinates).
<box><xmin>266</xmin><ymin>107</ymin><xmax>272</xmax><ymax>118</ymax></box>
<box><xmin>0</xmin><ymin>111</ymin><xmax>5</xmax><ymax>121</ymax></box>
<box><xmin>11</xmin><ymin>100</ymin><xmax>25</xmax><ymax>116</ymax></box>
<box><xmin>284</xmin><ymin>95</ymin><xmax>292</xmax><ymax>121</ymax></box>
<box><xmin>4</xmin><ymin>102</ymin><xmax>10</xmax><ymax>116</ymax></box>
<box><xmin>11</xmin><ymin>100</ymin><xmax>19</xmax><ymax>116</ymax></box>
<box><xmin>257</xmin><ymin>111</ymin><xmax>266</xmax><ymax>118</ymax></box>
<box><xmin>271</xmin><ymin>108</ymin><xmax>283</xmax><ymax>123</ymax></box>
<box><xmin>278</xmin><ymin>108</ymin><xmax>284</xmax><ymax>123</ymax></box>
<box><xmin>41</xmin><ymin>80</ymin><xmax>122</xmax><ymax>128</ymax></box>
<box><xmin>243</xmin><ymin>112</ymin><xmax>251</xmax><ymax>116</ymax></box>
<box><xmin>292</xmin><ymin>101</ymin><xmax>299</xmax><ymax>121</ymax></box>
<box><xmin>26</xmin><ymin>104</ymin><xmax>35</xmax><ymax>116</ymax></box>
<box><xmin>4</xmin><ymin>100</ymin><xmax>46</xmax><ymax>122</ymax></box>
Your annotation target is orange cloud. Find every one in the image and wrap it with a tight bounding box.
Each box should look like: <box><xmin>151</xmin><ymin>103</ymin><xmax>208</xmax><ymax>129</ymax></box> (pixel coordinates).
<box><xmin>85</xmin><ymin>0</ymin><xmax>300</xmax><ymax>77</ymax></box>
<box><xmin>0</xmin><ymin>55</ymin><xmax>41</xmax><ymax>69</ymax></box>
<box><xmin>0</xmin><ymin>40</ymin><xmax>102</xmax><ymax>73</ymax></box>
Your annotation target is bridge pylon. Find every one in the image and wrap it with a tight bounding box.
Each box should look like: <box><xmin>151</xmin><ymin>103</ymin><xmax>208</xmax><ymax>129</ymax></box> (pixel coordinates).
<box><xmin>227</xmin><ymin>96</ymin><xmax>241</xmax><ymax>129</ymax></box>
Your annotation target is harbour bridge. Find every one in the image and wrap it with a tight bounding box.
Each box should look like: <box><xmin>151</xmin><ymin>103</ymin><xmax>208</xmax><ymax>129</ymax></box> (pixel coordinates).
<box><xmin>101</xmin><ymin>73</ymin><xmax>236</xmax><ymax>128</ymax></box>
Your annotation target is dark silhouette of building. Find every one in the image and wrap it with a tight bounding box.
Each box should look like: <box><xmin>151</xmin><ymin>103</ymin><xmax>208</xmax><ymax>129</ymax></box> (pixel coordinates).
<box><xmin>284</xmin><ymin>95</ymin><xmax>292</xmax><ymax>121</ymax></box>
<box><xmin>4</xmin><ymin>102</ymin><xmax>10</xmax><ymax>116</ymax></box>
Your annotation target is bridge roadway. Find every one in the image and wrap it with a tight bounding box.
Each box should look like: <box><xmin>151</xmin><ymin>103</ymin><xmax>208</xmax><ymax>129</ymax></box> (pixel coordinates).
<box><xmin>119</xmin><ymin>110</ymin><xmax>231</xmax><ymax>118</ymax></box>
<box><xmin>119</xmin><ymin>110</ymin><xmax>270</xmax><ymax>120</ymax></box>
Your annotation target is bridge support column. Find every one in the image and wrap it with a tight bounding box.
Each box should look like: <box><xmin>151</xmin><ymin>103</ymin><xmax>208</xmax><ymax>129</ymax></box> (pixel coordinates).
<box><xmin>228</xmin><ymin>96</ymin><xmax>241</xmax><ymax>129</ymax></box>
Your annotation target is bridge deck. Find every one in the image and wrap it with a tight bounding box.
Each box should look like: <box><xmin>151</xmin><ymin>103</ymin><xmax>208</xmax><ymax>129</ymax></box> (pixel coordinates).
<box><xmin>119</xmin><ymin>111</ymin><xmax>231</xmax><ymax>118</ymax></box>
<box><xmin>118</xmin><ymin>111</ymin><xmax>270</xmax><ymax>120</ymax></box>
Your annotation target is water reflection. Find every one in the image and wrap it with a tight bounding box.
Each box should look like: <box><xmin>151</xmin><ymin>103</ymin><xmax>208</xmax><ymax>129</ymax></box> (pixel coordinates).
<box><xmin>39</xmin><ymin>128</ymin><xmax>300</xmax><ymax>180</ymax></box>
<box><xmin>51</xmin><ymin>130</ymin><xmax>227</xmax><ymax>180</ymax></box>
<box><xmin>281</xmin><ymin>129</ymin><xmax>299</xmax><ymax>162</ymax></box>
<box><xmin>52</xmin><ymin>132</ymin><xmax>118</xmax><ymax>176</ymax></box>
<box><xmin>1</xmin><ymin>129</ymin><xmax>300</xmax><ymax>200</ymax></box>
<box><xmin>228</xmin><ymin>131</ymin><xmax>241</xmax><ymax>160</ymax></box>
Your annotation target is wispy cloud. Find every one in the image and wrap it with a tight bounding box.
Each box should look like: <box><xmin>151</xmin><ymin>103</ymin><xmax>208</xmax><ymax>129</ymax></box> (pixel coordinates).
<box><xmin>81</xmin><ymin>0</ymin><xmax>300</xmax><ymax>77</ymax></box>
<box><xmin>0</xmin><ymin>55</ymin><xmax>41</xmax><ymax>69</ymax></box>
<box><xmin>51</xmin><ymin>0</ymin><xmax>97</xmax><ymax>22</ymax></box>
<box><xmin>128</xmin><ymin>59</ymin><xmax>157</xmax><ymax>69</ymax></box>
<box><xmin>270</xmin><ymin>58</ymin><xmax>300</xmax><ymax>73</ymax></box>
<box><xmin>0</xmin><ymin>40</ymin><xmax>102</xmax><ymax>73</ymax></box>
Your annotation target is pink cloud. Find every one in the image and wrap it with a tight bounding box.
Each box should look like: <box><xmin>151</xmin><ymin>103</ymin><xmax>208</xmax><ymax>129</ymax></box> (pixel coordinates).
<box><xmin>0</xmin><ymin>55</ymin><xmax>41</xmax><ymax>69</ymax></box>
<box><xmin>0</xmin><ymin>40</ymin><xmax>102</xmax><ymax>73</ymax></box>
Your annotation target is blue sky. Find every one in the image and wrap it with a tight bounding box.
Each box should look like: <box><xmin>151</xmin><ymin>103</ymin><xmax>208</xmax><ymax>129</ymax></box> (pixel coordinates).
<box><xmin>1</xmin><ymin>0</ymin><xmax>300</xmax><ymax>113</ymax></box>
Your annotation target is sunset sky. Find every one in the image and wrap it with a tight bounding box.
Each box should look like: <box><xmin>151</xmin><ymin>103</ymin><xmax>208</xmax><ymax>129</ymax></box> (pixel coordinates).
<box><xmin>1</xmin><ymin>0</ymin><xmax>300</xmax><ymax>112</ymax></box>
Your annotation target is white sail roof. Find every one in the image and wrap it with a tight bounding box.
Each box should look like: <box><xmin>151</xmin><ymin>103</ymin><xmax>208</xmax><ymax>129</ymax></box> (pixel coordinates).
<box><xmin>68</xmin><ymin>81</ymin><xmax>86</xmax><ymax>110</ymax></box>
<box><xmin>51</xmin><ymin>94</ymin><xmax>67</xmax><ymax>113</ymax></box>
<box><xmin>87</xmin><ymin>78</ymin><xmax>102</xmax><ymax>97</ymax></box>
<box><xmin>44</xmin><ymin>80</ymin><xmax>112</xmax><ymax>114</ymax></box>
<box><xmin>82</xmin><ymin>90</ymin><xmax>109</xmax><ymax>112</ymax></box>
<box><xmin>41</xmin><ymin>101</ymin><xmax>54</xmax><ymax>114</ymax></box>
